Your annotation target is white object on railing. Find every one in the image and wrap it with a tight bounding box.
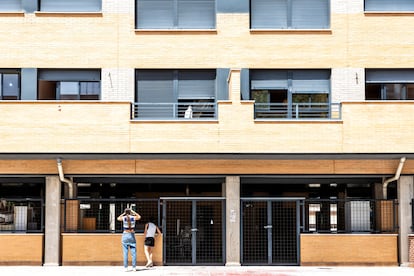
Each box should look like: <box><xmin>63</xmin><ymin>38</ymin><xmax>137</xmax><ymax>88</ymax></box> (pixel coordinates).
<box><xmin>184</xmin><ymin>105</ymin><xmax>193</xmax><ymax>118</ymax></box>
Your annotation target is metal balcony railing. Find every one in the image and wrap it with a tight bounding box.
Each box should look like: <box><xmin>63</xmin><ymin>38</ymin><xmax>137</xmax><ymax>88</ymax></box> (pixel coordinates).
<box><xmin>254</xmin><ymin>102</ymin><xmax>341</xmax><ymax>120</ymax></box>
<box><xmin>303</xmin><ymin>199</ymin><xmax>398</xmax><ymax>233</ymax></box>
<box><xmin>63</xmin><ymin>198</ymin><xmax>160</xmax><ymax>233</ymax></box>
<box><xmin>133</xmin><ymin>102</ymin><xmax>217</xmax><ymax>120</ymax></box>
<box><xmin>63</xmin><ymin>198</ymin><xmax>397</xmax><ymax>234</ymax></box>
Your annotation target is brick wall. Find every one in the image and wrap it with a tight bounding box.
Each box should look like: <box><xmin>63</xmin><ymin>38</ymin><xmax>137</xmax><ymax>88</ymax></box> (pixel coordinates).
<box><xmin>409</xmin><ymin>235</ymin><xmax>414</xmax><ymax>266</ymax></box>
<box><xmin>332</xmin><ymin>0</ymin><xmax>364</xmax><ymax>14</ymax></box>
<box><xmin>331</xmin><ymin>68</ymin><xmax>365</xmax><ymax>103</ymax></box>
<box><xmin>101</xmin><ymin>68</ymin><xmax>135</xmax><ymax>101</ymax></box>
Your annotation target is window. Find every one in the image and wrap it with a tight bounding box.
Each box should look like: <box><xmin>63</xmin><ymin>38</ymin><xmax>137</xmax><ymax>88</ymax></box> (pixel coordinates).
<box><xmin>136</xmin><ymin>69</ymin><xmax>217</xmax><ymax>118</ymax></box>
<box><xmin>365</xmin><ymin>69</ymin><xmax>414</xmax><ymax>100</ymax></box>
<box><xmin>250</xmin><ymin>0</ymin><xmax>330</xmax><ymax>29</ymax></box>
<box><xmin>39</xmin><ymin>0</ymin><xmax>101</xmax><ymax>12</ymax></box>
<box><xmin>136</xmin><ymin>0</ymin><xmax>216</xmax><ymax>29</ymax></box>
<box><xmin>250</xmin><ymin>69</ymin><xmax>331</xmax><ymax>118</ymax></box>
<box><xmin>0</xmin><ymin>0</ymin><xmax>22</xmax><ymax>12</ymax></box>
<box><xmin>38</xmin><ymin>69</ymin><xmax>101</xmax><ymax>100</ymax></box>
<box><xmin>0</xmin><ymin>70</ymin><xmax>20</xmax><ymax>100</ymax></box>
<box><xmin>365</xmin><ymin>0</ymin><xmax>414</xmax><ymax>12</ymax></box>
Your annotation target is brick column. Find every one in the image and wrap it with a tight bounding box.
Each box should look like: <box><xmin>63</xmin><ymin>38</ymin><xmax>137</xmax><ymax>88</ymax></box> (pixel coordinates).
<box><xmin>409</xmin><ymin>235</ymin><xmax>414</xmax><ymax>267</ymax></box>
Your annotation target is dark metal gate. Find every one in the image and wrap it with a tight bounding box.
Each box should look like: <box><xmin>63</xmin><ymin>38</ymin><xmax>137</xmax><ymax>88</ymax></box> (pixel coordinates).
<box><xmin>241</xmin><ymin>198</ymin><xmax>304</xmax><ymax>265</ymax></box>
<box><xmin>162</xmin><ymin>197</ymin><xmax>225</xmax><ymax>265</ymax></box>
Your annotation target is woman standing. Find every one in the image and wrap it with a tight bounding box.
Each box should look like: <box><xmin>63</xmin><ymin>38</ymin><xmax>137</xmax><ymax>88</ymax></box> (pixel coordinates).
<box><xmin>143</xmin><ymin>217</ymin><xmax>162</xmax><ymax>268</ymax></box>
<box><xmin>117</xmin><ymin>208</ymin><xmax>141</xmax><ymax>271</ymax></box>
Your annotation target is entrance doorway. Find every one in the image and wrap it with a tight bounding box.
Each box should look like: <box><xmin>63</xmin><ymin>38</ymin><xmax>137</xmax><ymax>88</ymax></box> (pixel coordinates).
<box><xmin>162</xmin><ymin>197</ymin><xmax>225</xmax><ymax>265</ymax></box>
<box><xmin>241</xmin><ymin>198</ymin><xmax>303</xmax><ymax>265</ymax></box>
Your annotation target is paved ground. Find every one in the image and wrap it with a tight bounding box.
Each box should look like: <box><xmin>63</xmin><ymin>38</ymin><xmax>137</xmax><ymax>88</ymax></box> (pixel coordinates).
<box><xmin>0</xmin><ymin>265</ymin><xmax>413</xmax><ymax>276</ymax></box>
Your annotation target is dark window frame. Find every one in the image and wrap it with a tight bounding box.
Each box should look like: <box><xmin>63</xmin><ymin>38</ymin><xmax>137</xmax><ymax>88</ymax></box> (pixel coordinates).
<box><xmin>250</xmin><ymin>69</ymin><xmax>331</xmax><ymax>119</ymax></box>
<box><xmin>365</xmin><ymin>69</ymin><xmax>414</xmax><ymax>100</ymax></box>
<box><xmin>0</xmin><ymin>69</ymin><xmax>21</xmax><ymax>100</ymax></box>
<box><xmin>37</xmin><ymin>69</ymin><xmax>101</xmax><ymax>101</ymax></box>
<box><xmin>135</xmin><ymin>69</ymin><xmax>217</xmax><ymax>119</ymax></box>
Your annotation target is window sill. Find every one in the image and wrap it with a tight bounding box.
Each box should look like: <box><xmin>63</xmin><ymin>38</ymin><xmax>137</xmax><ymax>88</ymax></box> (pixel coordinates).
<box><xmin>135</xmin><ymin>29</ymin><xmax>217</xmax><ymax>34</ymax></box>
<box><xmin>35</xmin><ymin>11</ymin><xmax>103</xmax><ymax>17</ymax></box>
<box><xmin>131</xmin><ymin>119</ymin><xmax>218</xmax><ymax>123</ymax></box>
<box><xmin>0</xmin><ymin>11</ymin><xmax>24</xmax><ymax>17</ymax></box>
<box><xmin>254</xmin><ymin>119</ymin><xmax>342</xmax><ymax>124</ymax></box>
<box><xmin>364</xmin><ymin>11</ymin><xmax>414</xmax><ymax>16</ymax></box>
<box><xmin>250</xmin><ymin>29</ymin><xmax>332</xmax><ymax>34</ymax></box>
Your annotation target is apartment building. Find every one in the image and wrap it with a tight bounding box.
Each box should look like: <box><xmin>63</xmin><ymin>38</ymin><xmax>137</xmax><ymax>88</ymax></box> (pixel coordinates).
<box><xmin>0</xmin><ymin>0</ymin><xmax>413</xmax><ymax>267</ymax></box>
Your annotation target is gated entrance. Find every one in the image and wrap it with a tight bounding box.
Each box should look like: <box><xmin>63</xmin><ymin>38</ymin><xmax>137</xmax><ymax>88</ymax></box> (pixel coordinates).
<box><xmin>161</xmin><ymin>197</ymin><xmax>225</xmax><ymax>265</ymax></box>
<box><xmin>241</xmin><ymin>198</ymin><xmax>304</xmax><ymax>265</ymax></box>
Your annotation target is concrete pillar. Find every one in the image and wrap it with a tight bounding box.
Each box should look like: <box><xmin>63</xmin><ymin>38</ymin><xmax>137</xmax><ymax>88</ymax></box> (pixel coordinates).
<box><xmin>44</xmin><ymin>176</ymin><xmax>61</xmax><ymax>266</ymax></box>
<box><xmin>398</xmin><ymin>176</ymin><xmax>414</xmax><ymax>266</ymax></box>
<box><xmin>224</xmin><ymin>176</ymin><xmax>241</xmax><ymax>266</ymax></box>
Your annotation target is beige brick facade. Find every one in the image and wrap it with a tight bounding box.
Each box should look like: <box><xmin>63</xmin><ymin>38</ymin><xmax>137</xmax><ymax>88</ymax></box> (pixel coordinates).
<box><xmin>0</xmin><ymin>0</ymin><xmax>413</xmax><ymax>268</ymax></box>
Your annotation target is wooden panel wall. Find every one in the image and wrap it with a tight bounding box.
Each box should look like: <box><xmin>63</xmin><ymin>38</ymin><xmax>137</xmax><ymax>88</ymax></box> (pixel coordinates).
<box><xmin>0</xmin><ymin>234</ymin><xmax>43</xmax><ymax>265</ymax></box>
<box><xmin>61</xmin><ymin>233</ymin><xmax>163</xmax><ymax>266</ymax></box>
<box><xmin>0</xmin><ymin>159</ymin><xmax>412</xmax><ymax>175</ymax></box>
<box><xmin>300</xmin><ymin>234</ymin><xmax>398</xmax><ymax>266</ymax></box>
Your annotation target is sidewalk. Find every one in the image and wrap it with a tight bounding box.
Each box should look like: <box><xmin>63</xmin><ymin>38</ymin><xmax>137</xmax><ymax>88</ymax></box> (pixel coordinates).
<box><xmin>0</xmin><ymin>265</ymin><xmax>412</xmax><ymax>276</ymax></box>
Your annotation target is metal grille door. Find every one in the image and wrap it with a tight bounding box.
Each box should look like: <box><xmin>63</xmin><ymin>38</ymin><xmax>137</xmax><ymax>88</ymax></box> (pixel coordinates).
<box><xmin>162</xmin><ymin>198</ymin><xmax>225</xmax><ymax>265</ymax></box>
<box><xmin>241</xmin><ymin>198</ymin><xmax>303</xmax><ymax>265</ymax></box>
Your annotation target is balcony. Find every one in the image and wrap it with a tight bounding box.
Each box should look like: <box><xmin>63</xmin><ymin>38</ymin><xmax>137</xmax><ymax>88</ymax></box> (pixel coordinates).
<box><xmin>254</xmin><ymin>102</ymin><xmax>341</xmax><ymax>120</ymax></box>
<box><xmin>133</xmin><ymin>102</ymin><xmax>217</xmax><ymax>120</ymax></box>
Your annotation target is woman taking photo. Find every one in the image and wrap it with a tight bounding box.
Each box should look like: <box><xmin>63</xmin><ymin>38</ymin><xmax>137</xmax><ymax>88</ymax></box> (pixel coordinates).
<box><xmin>117</xmin><ymin>208</ymin><xmax>141</xmax><ymax>272</ymax></box>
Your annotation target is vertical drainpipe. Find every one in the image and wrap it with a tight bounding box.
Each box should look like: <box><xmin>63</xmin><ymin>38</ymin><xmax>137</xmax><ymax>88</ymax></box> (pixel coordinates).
<box><xmin>383</xmin><ymin>157</ymin><xmax>406</xmax><ymax>199</ymax></box>
<box><xmin>57</xmin><ymin>158</ymin><xmax>74</xmax><ymax>199</ymax></box>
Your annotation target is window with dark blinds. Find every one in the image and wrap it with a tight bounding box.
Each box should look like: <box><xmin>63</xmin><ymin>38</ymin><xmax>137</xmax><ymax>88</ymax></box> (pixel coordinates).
<box><xmin>250</xmin><ymin>0</ymin><xmax>330</xmax><ymax>29</ymax></box>
<box><xmin>137</xmin><ymin>70</ymin><xmax>216</xmax><ymax>102</ymax></box>
<box><xmin>365</xmin><ymin>0</ymin><xmax>414</xmax><ymax>11</ymax></box>
<box><xmin>136</xmin><ymin>0</ymin><xmax>216</xmax><ymax>29</ymax></box>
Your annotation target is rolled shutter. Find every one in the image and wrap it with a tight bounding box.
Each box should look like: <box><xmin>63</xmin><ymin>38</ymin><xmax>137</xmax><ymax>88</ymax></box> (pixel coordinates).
<box><xmin>365</xmin><ymin>0</ymin><xmax>414</xmax><ymax>11</ymax></box>
<box><xmin>0</xmin><ymin>0</ymin><xmax>22</xmax><ymax>11</ymax></box>
<box><xmin>292</xmin><ymin>0</ymin><xmax>329</xmax><ymax>29</ymax></box>
<box><xmin>251</xmin><ymin>0</ymin><xmax>288</xmax><ymax>29</ymax></box>
<box><xmin>137</xmin><ymin>0</ymin><xmax>174</xmax><ymax>29</ymax></box>
<box><xmin>137</xmin><ymin>70</ymin><xmax>175</xmax><ymax>103</ymax></box>
<box><xmin>137</xmin><ymin>70</ymin><xmax>175</xmax><ymax>118</ymax></box>
<box><xmin>38</xmin><ymin>69</ymin><xmax>101</xmax><ymax>81</ymax></box>
<box><xmin>178</xmin><ymin>70</ymin><xmax>215</xmax><ymax>99</ymax></box>
<box><xmin>291</xmin><ymin>70</ymin><xmax>330</xmax><ymax>93</ymax></box>
<box><xmin>251</xmin><ymin>70</ymin><xmax>289</xmax><ymax>90</ymax></box>
<box><xmin>177</xmin><ymin>0</ymin><xmax>215</xmax><ymax>29</ymax></box>
<box><xmin>366</xmin><ymin>69</ymin><xmax>414</xmax><ymax>83</ymax></box>
<box><xmin>40</xmin><ymin>0</ymin><xmax>101</xmax><ymax>12</ymax></box>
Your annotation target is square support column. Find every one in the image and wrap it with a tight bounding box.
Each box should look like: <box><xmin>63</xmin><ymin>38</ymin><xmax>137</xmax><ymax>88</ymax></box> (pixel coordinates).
<box><xmin>224</xmin><ymin>176</ymin><xmax>240</xmax><ymax>266</ymax></box>
<box><xmin>398</xmin><ymin>176</ymin><xmax>414</xmax><ymax>266</ymax></box>
<box><xmin>44</xmin><ymin>176</ymin><xmax>61</xmax><ymax>266</ymax></box>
